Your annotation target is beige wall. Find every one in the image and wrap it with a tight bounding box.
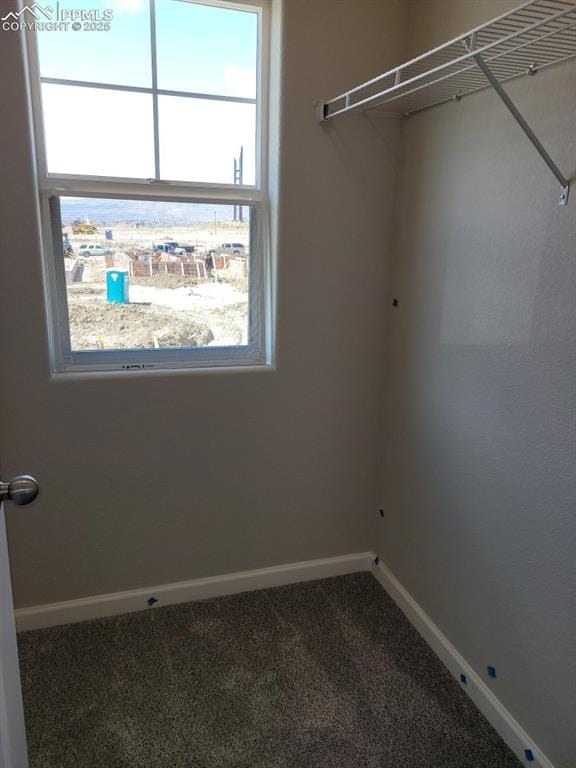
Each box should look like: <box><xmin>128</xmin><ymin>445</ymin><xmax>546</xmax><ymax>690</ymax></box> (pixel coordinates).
<box><xmin>377</xmin><ymin>2</ymin><xmax>576</xmax><ymax>766</ymax></box>
<box><xmin>0</xmin><ymin>0</ymin><xmax>406</xmax><ymax>606</ymax></box>
<box><xmin>2</xmin><ymin>1</ymin><xmax>574</xmax><ymax>763</ymax></box>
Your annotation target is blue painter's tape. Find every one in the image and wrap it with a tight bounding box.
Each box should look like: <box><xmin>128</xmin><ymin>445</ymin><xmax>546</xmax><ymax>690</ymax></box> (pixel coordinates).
<box><xmin>524</xmin><ymin>749</ymin><xmax>535</xmax><ymax>762</ymax></box>
<box><xmin>487</xmin><ymin>665</ymin><xmax>497</xmax><ymax>679</ymax></box>
<box><xmin>460</xmin><ymin>673</ymin><xmax>467</xmax><ymax>685</ymax></box>
<box><xmin>147</xmin><ymin>597</ymin><xmax>158</xmax><ymax>607</ymax></box>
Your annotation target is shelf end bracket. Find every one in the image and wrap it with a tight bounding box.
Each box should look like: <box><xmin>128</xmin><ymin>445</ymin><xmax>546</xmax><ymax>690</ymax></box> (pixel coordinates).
<box><xmin>473</xmin><ymin>54</ymin><xmax>570</xmax><ymax>207</ymax></box>
<box><xmin>315</xmin><ymin>100</ymin><xmax>329</xmax><ymax>124</ymax></box>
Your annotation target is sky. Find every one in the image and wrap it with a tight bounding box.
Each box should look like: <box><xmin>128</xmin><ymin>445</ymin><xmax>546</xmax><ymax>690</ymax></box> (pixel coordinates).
<box><xmin>37</xmin><ymin>0</ymin><xmax>258</xmax><ymax>183</ymax></box>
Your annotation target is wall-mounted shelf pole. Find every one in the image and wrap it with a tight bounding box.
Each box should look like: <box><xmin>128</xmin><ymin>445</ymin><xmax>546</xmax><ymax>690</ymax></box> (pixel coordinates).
<box><xmin>472</xmin><ymin>54</ymin><xmax>570</xmax><ymax>206</ymax></box>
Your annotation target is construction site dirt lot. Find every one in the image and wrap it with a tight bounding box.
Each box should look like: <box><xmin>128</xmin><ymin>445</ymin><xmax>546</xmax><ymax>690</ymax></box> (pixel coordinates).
<box><xmin>67</xmin><ymin>279</ymin><xmax>248</xmax><ymax>350</ymax></box>
<box><xmin>65</xmin><ymin>220</ymin><xmax>250</xmax><ymax>351</ymax></box>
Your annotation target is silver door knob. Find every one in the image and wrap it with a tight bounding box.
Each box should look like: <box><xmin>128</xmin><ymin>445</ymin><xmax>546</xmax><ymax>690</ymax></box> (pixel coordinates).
<box><xmin>0</xmin><ymin>475</ymin><xmax>39</xmax><ymax>506</ymax></box>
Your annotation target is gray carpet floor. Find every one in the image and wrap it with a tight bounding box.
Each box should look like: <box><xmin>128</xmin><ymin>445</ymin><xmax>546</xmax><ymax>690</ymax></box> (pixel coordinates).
<box><xmin>18</xmin><ymin>573</ymin><xmax>523</xmax><ymax>768</ymax></box>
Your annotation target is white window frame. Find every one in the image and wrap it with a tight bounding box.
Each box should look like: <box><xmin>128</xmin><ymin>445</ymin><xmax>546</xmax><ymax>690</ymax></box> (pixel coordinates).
<box><xmin>26</xmin><ymin>0</ymin><xmax>271</xmax><ymax>374</ymax></box>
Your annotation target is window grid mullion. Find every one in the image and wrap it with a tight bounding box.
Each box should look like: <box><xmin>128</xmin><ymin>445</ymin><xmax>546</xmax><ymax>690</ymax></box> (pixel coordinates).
<box><xmin>38</xmin><ymin>78</ymin><xmax>257</xmax><ymax>105</ymax></box>
<box><xmin>150</xmin><ymin>0</ymin><xmax>161</xmax><ymax>180</ymax></box>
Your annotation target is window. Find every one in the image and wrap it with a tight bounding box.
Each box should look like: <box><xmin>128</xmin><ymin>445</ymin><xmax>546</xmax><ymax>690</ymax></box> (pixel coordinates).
<box><xmin>27</xmin><ymin>0</ymin><xmax>270</xmax><ymax>373</ymax></box>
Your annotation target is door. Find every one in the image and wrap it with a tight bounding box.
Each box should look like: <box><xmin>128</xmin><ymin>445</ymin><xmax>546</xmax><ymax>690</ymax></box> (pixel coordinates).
<box><xmin>0</xmin><ymin>477</ymin><xmax>40</xmax><ymax>768</ymax></box>
<box><xmin>0</xmin><ymin>15</ymin><xmax>44</xmax><ymax>765</ymax></box>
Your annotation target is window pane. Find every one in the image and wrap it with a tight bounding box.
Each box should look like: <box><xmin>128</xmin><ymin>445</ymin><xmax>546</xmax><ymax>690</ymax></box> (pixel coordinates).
<box><xmin>42</xmin><ymin>85</ymin><xmax>155</xmax><ymax>177</ymax></box>
<box><xmin>159</xmin><ymin>96</ymin><xmax>256</xmax><ymax>184</ymax></box>
<box><xmin>156</xmin><ymin>0</ymin><xmax>258</xmax><ymax>98</ymax></box>
<box><xmin>36</xmin><ymin>0</ymin><xmax>152</xmax><ymax>88</ymax></box>
<box><xmin>60</xmin><ymin>197</ymin><xmax>250</xmax><ymax>351</ymax></box>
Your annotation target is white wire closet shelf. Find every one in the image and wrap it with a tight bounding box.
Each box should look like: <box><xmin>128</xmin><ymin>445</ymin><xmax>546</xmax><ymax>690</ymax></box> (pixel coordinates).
<box><xmin>317</xmin><ymin>0</ymin><xmax>576</xmax><ymax>205</ymax></box>
<box><xmin>319</xmin><ymin>0</ymin><xmax>576</xmax><ymax>119</ymax></box>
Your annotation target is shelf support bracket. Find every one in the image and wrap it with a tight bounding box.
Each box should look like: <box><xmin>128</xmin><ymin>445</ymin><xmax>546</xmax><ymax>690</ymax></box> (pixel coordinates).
<box><xmin>473</xmin><ymin>54</ymin><xmax>570</xmax><ymax>206</ymax></box>
<box><xmin>315</xmin><ymin>99</ymin><xmax>329</xmax><ymax>123</ymax></box>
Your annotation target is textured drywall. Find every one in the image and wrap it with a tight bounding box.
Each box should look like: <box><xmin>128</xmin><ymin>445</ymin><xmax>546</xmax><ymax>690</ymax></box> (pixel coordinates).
<box><xmin>0</xmin><ymin>0</ymin><xmax>406</xmax><ymax>606</ymax></box>
<box><xmin>377</xmin><ymin>2</ymin><xmax>576</xmax><ymax>766</ymax></box>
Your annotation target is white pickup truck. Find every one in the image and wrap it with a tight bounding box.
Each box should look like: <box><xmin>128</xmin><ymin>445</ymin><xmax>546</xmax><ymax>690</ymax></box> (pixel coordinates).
<box><xmin>153</xmin><ymin>241</ymin><xmax>187</xmax><ymax>255</ymax></box>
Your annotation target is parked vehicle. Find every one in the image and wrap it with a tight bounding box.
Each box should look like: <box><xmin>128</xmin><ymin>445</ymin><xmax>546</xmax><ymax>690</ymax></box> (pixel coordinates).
<box><xmin>78</xmin><ymin>244</ymin><xmax>112</xmax><ymax>257</ymax></box>
<box><xmin>153</xmin><ymin>241</ymin><xmax>186</xmax><ymax>255</ymax></box>
<box><xmin>163</xmin><ymin>240</ymin><xmax>187</xmax><ymax>254</ymax></box>
<box><xmin>218</xmin><ymin>242</ymin><xmax>246</xmax><ymax>255</ymax></box>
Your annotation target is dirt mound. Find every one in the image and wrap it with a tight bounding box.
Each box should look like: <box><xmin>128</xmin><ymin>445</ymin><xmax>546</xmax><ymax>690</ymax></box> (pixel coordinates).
<box><xmin>131</xmin><ymin>274</ymin><xmax>201</xmax><ymax>289</ymax></box>
<box><xmin>69</xmin><ymin>300</ymin><xmax>214</xmax><ymax>350</ymax></box>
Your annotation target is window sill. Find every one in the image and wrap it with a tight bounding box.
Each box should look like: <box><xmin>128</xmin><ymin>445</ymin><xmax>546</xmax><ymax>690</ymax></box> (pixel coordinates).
<box><xmin>49</xmin><ymin>362</ymin><xmax>276</xmax><ymax>383</ymax></box>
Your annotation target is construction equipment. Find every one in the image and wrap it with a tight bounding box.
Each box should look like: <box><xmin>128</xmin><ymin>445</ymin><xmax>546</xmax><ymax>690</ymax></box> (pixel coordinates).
<box><xmin>71</xmin><ymin>218</ymin><xmax>97</xmax><ymax>235</ymax></box>
<box><xmin>62</xmin><ymin>231</ymin><xmax>73</xmax><ymax>257</ymax></box>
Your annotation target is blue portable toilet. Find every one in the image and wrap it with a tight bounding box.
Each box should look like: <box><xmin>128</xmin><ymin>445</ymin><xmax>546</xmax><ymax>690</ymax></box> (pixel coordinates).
<box><xmin>106</xmin><ymin>269</ymin><xmax>129</xmax><ymax>304</ymax></box>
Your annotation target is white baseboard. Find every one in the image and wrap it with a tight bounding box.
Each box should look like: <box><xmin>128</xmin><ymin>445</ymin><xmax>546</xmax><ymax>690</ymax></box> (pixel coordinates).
<box><xmin>15</xmin><ymin>551</ymin><xmax>373</xmax><ymax>633</ymax></box>
<box><xmin>371</xmin><ymin>558</ymin><xmax>555</xmax><ymax>768</ymax></box>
